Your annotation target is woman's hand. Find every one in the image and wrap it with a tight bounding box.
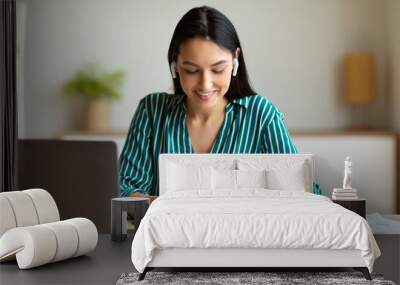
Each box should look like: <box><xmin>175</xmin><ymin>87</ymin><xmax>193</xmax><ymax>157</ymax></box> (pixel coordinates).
<box><xmin>129</xmin><ymin>192</ymin><xmax>158</xmax><ymax>203</ymax></box>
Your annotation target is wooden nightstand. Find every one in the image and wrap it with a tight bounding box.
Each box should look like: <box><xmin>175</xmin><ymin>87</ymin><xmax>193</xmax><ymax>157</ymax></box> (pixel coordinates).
<box><xmin>332</xmin><ymin>198</ymin><xmax>366</xmax><ymax>218</ymax></box>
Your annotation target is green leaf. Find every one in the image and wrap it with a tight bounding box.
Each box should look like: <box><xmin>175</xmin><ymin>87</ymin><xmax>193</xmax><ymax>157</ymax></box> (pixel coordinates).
<box><xmin>64</xmin><ymin>63</ymin><xmax>126</xmax><ymax>101</ymax></box>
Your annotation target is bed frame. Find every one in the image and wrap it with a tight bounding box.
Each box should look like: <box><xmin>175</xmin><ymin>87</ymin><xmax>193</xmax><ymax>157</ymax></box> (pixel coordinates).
<box><xmin>139</xmin><ymin>248</ymin><xmax>371</xmax><ymax>280</ymax></box>
<box><xmin>138</xmin><ymin>154</ymin><xmax>372</xmax><ymax>281</ymax></box>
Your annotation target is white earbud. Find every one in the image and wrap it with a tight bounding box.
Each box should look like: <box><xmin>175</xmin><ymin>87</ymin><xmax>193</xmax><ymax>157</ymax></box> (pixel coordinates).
<box><xmin>170</xmin><ymin>61</ymin><xmax>177</xmax><ymax>79</ymax></box>
<box><xmin>232</xmin><ymin>58</ymin><xmax>239</xmax><ymax>77</ymax></box>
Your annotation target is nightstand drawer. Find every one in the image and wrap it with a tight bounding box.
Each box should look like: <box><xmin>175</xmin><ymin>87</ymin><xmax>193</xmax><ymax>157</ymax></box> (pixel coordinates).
<box><xmin>332</xmin><ymin>199</ymin><xmax>366</xmax><ymax>218</ymax></box>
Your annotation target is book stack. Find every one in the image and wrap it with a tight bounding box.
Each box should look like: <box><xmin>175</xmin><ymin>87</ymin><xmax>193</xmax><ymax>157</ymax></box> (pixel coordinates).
<box><xmin>332</xmin><ymin>188</ymin><xmax>358</xmax><ymax>200</ymax></box>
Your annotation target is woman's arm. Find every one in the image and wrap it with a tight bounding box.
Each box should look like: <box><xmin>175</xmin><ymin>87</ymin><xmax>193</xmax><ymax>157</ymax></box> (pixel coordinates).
<box><xmin>129</xmin><ymin>192</ymin><xmax>158</xmax><ymax>202</ymax></box>
<box><xmin>119</xmin><ymin>98</ymin><xmax>155</xmax><ymax>197</ymax></box>
<box><xmin>263</xmin><ymin>111</ymin><xmax>297</xmax><ymax>154</ymax></box>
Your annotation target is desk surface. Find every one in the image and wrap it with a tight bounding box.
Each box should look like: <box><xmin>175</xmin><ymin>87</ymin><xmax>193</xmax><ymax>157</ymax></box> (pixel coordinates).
<box><xmin>0</xmin><ymin>234</ymin><xmax>134</xmax><ymax>285</ymax></box>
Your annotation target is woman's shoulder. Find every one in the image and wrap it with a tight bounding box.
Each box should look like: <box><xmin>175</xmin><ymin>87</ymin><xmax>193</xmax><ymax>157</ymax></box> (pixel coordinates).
<box><xmin>245</xmin><ymin>94</ymin><xmax>287</xmax><ymax>129</ymax></box>
<box><xmin>139</xmin><ymin>92</ymin><xmax>180</xmax><ymax>112</ymax></box>
<box><xmin>140</xmin><ymin>92</ymin><xmax>176</xmax><ymax>104</ymax></box>
<box><xmin>246</xmin><ymin>94</ymin><xmax>280</xmax><ymax>116</ymax></box>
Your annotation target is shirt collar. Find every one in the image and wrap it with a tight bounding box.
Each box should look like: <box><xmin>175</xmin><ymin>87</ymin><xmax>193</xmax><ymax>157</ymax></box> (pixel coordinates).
<box><xmin>230</xmin><ymin>96</ymin><xmax>250</xmax><ymax>109</ymax></box>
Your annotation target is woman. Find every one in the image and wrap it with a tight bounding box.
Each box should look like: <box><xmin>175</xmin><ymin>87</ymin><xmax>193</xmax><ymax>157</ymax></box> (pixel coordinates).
<box><xmin>119</xmin><ymin>6</ymin><xmax>320</xmax><ymax>199</ymax></box>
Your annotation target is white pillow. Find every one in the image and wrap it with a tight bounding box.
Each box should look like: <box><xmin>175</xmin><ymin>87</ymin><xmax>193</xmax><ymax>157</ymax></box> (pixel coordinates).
<box><xmin>237</xmin><ymin>158</ymin><xmax>311</xmax><ymax>192</ymax></box>
<box><xmin>211</xmin><ymin>168</ymin><xmax>268</xmax><ymax>190</ymax></box>
<box><xmin>166</xmin><ymin>162</ymin><xmax>212</xmax><ymax>192</ymax></box>
<box><xmin>236</xmin><ymin>169</ymin><xmax>268</xmax><ymax>189</ymax></box>
<box><xmin>266</xmin><ymin>161</ymin><xmax>308</xmax><ymax>191</ymax></box>
<box><xmin>212</xmin><ymin>168</ymin><xmax>237</xmax><ymax>190</ymax></box>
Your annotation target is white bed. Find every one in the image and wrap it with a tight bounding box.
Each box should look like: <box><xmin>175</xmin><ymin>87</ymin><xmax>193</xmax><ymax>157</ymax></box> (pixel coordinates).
<box><xmin>131</xmin><ymin>154</ymin><xmax>380</xmax><ymax>280</ymax></box>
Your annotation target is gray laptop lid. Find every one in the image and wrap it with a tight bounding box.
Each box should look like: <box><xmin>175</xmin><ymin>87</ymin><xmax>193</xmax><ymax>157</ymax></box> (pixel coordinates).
<box><xmin>17</xmin><ymin>139</ymin><xmax>119</xmax><ymax>233</ymax></box>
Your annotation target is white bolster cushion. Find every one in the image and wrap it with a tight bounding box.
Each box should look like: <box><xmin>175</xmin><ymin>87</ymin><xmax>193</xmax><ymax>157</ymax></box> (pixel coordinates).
<box><xmin>0</xmin><ymin>196</ymin><xmax>17</xmax><ymax>237</ymax></box>
<box><xmin>0</xmin><ymin>218</ymin><xmax>98</xmax><ymax>269</ymax></box>
<box><xmin>64</xmin><ymin>218</ymin><xmax>98</xmax><ymax>257</ymax></box>
<box><xmin>0</xmin><ymin>189</ymin><xmax>60</xmax><ymax>238</ymax></box>
<box><xmin>23</xmin><ymin>188</ymin><xmax>60</xmax><ymax>224</ymax></box>
<box><xmin>42</xmin><ymin>221</ymin><xmax>79</xmax><ymax>262</ymax></box>
<box><xmin>0</xmin><ymin>191</ymin><xmax>39</xmax><ymax>227</ymax></box>
<box><xmin>0</xmin><ymin>225</ymin><xmax>57</xmax><ymax>268</ymax></box>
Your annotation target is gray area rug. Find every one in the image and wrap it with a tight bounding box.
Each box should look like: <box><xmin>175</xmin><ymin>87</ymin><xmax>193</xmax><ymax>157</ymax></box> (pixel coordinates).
<box><xmin>116</xmin><ymin>271</ymin><xmax>396</xmax><ymax>285</ymax></box>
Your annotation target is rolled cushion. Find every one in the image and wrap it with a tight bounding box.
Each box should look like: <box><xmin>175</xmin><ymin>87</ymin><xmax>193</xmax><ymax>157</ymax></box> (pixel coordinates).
<box><xmin>0</xmin><ymin>225</ymin><xmax>57</xmax><ymax>269</ymax></box>
<box><xmin>42</xmin><ymin>221</ymin><xmax>79</xmax><ymax>262</ymax></box>
<box><xmin>0</xmin><ymin>196</ymin><xmax>17</xmax><ymax>237</ymax></box>
<box><xmin>0</xmin><ymin>189</ymin><xmax>60</xmax><ymax>239</ymax></box>
<box><xmin>0</xmin><ymin>191</ymin><xmax>39</xmax><ymax>227</ymax></box>
<box><xmin>65</xmin><ymin>218</ymin><xmax>98</xmax><ymax>257</ymax></box>
<box><xmin>23</xmin><ymin>188</ymin><xmax>60</xmax><ymax>224</ymax></box>
<box><xmin>0</xmin><ymin>218</ymin><xmax>98</xmax><ymax>269</ymax></box>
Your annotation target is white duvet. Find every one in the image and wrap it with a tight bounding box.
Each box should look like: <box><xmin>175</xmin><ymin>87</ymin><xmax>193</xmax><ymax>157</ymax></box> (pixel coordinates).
<box><xmin>131</xmin><ymin>189</ymin><xmax>380</xmax><ymax>273</ymax></box>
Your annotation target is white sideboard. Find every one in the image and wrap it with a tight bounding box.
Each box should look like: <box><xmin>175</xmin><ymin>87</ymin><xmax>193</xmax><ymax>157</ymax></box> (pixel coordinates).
<box><xmin>293</xmin><ymin>132</ymin><xmax>398</xmax><ymax>215</ymax></box>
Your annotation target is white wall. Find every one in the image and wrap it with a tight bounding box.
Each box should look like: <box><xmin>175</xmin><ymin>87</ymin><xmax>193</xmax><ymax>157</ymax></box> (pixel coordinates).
<box><xmin>386</xmin><ymin>0</ymin><xmax>400</xmax><ymax>131</ymax></box>
<box><xmin>20</xmin><ymin>0</ymin><xmax>390</xmax><ymax>138</ymax></box>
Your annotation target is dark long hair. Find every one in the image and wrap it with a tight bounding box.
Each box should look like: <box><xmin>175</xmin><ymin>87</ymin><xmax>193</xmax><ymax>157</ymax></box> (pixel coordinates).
<box><xmin>167</xmin><ymin>6</ymin><xmax>256</xmax><ymax>100</ymax></box>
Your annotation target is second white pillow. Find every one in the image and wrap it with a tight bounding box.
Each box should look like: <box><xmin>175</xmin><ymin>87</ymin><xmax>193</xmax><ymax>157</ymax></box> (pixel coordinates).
<box><xmin>211</xmin><ymin>168</ymin><xmax>268</xmax><ymax>190</ymax></box>
<box><xmin>265</xmin><ymin>161</ymin><xmax>308</xmax><ymax>191</ymax></box>
<box><xmin>212</xmin><ymin>168</ymin><xmax>237</xmax><ymax>190</ymax></box>
<box><xmin>236</xmin><ymin>169</ymin><xmax>268</xmax><ymax>189</ymax></box>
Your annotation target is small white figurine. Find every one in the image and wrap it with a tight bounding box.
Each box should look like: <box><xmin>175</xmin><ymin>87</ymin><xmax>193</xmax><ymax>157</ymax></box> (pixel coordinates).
<box><xmin>342</xmin><ymin>156</ymin><xmax>352</xmax><ymax>190</ymax></box>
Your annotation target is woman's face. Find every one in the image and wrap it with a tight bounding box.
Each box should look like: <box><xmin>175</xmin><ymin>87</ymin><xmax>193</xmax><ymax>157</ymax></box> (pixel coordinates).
<box><xmin>176</xmin><ymin>37</ymin><xmax>239</xmax><ymax>112</ymax></box>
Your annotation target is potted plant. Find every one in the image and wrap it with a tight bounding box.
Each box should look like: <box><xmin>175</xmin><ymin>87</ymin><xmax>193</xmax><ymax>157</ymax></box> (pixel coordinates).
<box><xmin>64</xmin><ymin>63</ymin><xmax>125</xmax><ymax>132</ymax></box>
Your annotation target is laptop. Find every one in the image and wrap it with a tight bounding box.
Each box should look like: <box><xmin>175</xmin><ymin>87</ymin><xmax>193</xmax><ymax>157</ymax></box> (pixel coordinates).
<box><xmin>17</xmin><ymin>139</ymin><xmax>119</xmax><ymax>233</ymax></box>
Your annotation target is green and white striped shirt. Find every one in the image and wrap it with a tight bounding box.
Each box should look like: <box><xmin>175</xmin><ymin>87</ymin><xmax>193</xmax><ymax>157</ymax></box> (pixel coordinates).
<box><xmin>119</xmin><ymin>92</ymin><xmax>321</xmax><ymax>196</ymax></box>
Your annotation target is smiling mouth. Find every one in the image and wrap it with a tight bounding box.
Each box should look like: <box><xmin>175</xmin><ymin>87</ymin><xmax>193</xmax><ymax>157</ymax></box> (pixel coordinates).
<box><xmin>196</xmin><ymin>91</ymin><xmax>216</xmax><ymax>98</ymax></box>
